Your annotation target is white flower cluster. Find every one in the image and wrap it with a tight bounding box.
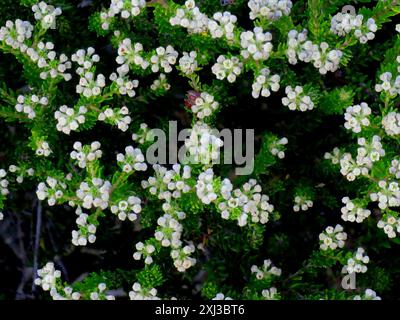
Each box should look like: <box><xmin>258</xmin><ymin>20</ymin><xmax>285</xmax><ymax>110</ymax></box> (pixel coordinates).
<box><xmin>252</xmin><ymin>68</ymin><xmax>280</xmax><ymax>99</ymax></box>
<box><xmin>353</xmin><ymin>289</ymin><xmax>381</xmax><ymax>300</ymax></box>
<box><xmin>116</xmin><ymin>40</ymin><xmax>149</xmax><ymax>75</ymax></box>
<box><xmin>212</xmin><ymin>293</ymin><xmax>233</xmax><ymax>300</ymax></box>
<box><xmin>88</xmin><ymin>283</ymin><xmax>115</xmax><ymax>300</ymax></box>
<box><xmin>0</xmin><ymin>169</ymin><xmax>9</xmax><ymax>197</ymax></box>
<box><xmin>36</xmin><ymin>177</ymin><xmax>66</xmax><ymax>206</ymax></box>
<box><xmin>133</xmin><ymin>242</ymin><xmax>156</xmax><ymax>264</ymax></box>
<box><xmin>339</xmin><ymin>153</ymin><xmax>368</xmax><ymax>181</ymax></box>
<box><xmin>341</xmin><ymin>197</ymin><xmax>371</xmax><ymax>223</ymax></box>
<box><xmin>248</xmin><ymin>0</ymin><xmax>292</xmax><ymax>21</ymax></box>
<box><xmin>76</xmin><ymin>178</ymin><xmax>112</xmax><ymax>210</ymax></box>
<box><xmin>269</xmin><ymin>136</ymin><xmax>288</xmax><ymax>159</ymax></box>
<box><xmin>389</xmin><ymin>159</ymin><xmax>400</xmax><ymax>178</ymax></box>
<box><xmin>132</xmin><ymin>123</ymin><xmax>153</xmax><ymax>144</ymax></box>
<box><xmin>142</xmin><ymin>164</ymin><xmax>192</xmax><ymax>202</ymax></box>
<box><xmin>211</xmin><ymin>55</ymin><xmax>243</xmax><ymax>83</ymax></box>
<box><xmin>293</xmin><ymin>196</ymin><xmax>313</xmax><ymax>212</ymax></box>
<box><xmin>282</xmin><ymin>86</ymin><xmax>314</xmax><ymax>111</ymax></box>
<box><xmin>344</xmin><ymin>247</ymin><xmax>369</xmax><ymax>274</ymax></box>
<box><xmin>196</xmin><ymin>169</ymin><xmax>218</xmax><ymax>205</ymax></box>
<box><xmin>356</xmin><ymin>136</ymin><xmax>385</xmax><ymax>168</ymax></box>
<box><xmin>110</xmin><ymin>72</ymin><xmax>139</xmax><ymax>97</ymax></box>
<box><xmin>240</xmin><ymin>27</ymin><xmax>273</xmax><ymax>61</ymax></box>
<box><xmin>262</xmin><ymin>287</ymin><xmax>279</xmax><ymax>300</ymax></box>
<box><xmin>8</xmin><ymin>165</ymin><xmax>34</xmax><ymax>184</ymax></box>
<box><xmin>319</xmin><ymin>224</ymin><xmax>347</xmax><ymax>250</ymax></box>
<box><xmin>208</xmin><ymin>12</ymin><xmax>237</xmax><ymax>41</ymax></box>
<box><xmin>70</xmin><ymin>141</ymin><xmax>102</xmax><ymax>169</ymax></box>
<box><xmin>191</xmin><ymin>92</ymin><xmax>219</xmax><ymax>119</ymax></box>
<box><xmin>72</xmin><ymin>210</ymin><xmax>97</xmax><ymax>246</ymax></box>
<box><xmin>370</xmin><ymin>180</ymin><xmax>400</xmax><ymax>209</ymax></box>
<box><xmin>110</xmin><ymin>196</ymin><xmax>142</xmax><ymax>221</ymax></box>
<box><xmin>286</xmin><ymin>29</ymin><xmax>343</xmax><ymax>74</ymax></box>
<box><xmin>150</xmin><ymin>73</ymin><xmax>171</xmax><ymax>91</ymax></box>
<box><xmin>155</xmin><ymin>213</ymin><xmax>184</xmax><ymax>247</ymax></box>
<box><xmin>344</xmin><ymin>103</ymin><xmax>371</xmax><ymax>133</ymax></box>
<box><xmin>116</xmin><ymin>145</ymin><xmax>147</xmax><ymax>173</ymax></box>
<box><xmin>378</xmin><ymin>214</ymin><xmax>400</xmax><ymax>238</ymax></box>
<box><xmin>251</xmin><ymin>259</ymin><xmax>282</xmax><ymax>280</ymax></box>
<box><xmin>15</xmin><ymin>94</ymin><xmax>48</xmax><ymax>119</ymax></box>
<box><xmin>375</xmin><ymin>72</ymin><xmax>400</xmax><ymax>97</ymax></box>
<box><xmin>129</xmin><ymin>282</ymin><xmax>160</xmax><ymax>300</ymax></box>
<box><xmin>32</xmin><ymin>1</ymin><xmax>62</xmax><ymax>30</ymax></box>
<box><xmin>382</xmin><ymin>112</ymin><xmax>400</xmax><ymax>136</ymax></box>
<box><xmin>171</xmin><ymin>243</ymin><xmax>196</xmax><ymax>272</ymax></box>
<box><xmin>324</xmin><ymin>147</ymin><xmax>341</xmax><ymax>165</ymax></box>
<box><xmin>34</xmin><ymin>262</ymin><xmax>61</xmax><ymax>291</ymax></box>
<box><xmin>100</xmin><ymin>0</ymin><xmax>146</xmax><ymax>30</ymax></box>
<box><xmin>330</xmin><ymin>13</ymin><xmax>377</xmax><ymax>44</ymax></box>
<box><xmin>169</xmin><ymin>0</ymin><xmax>209</xmax><ymax>34</ymax></box>
<box><xmin>98</xmin><ymin>106</ymin><xmax>131</xmax><ymax>132</ymax></box>
<box><xmin>76</xmin><ymin>72</ymin><xmax>106</xmax><ymax>98</ymax></box>
<box><xmin>36</xmin><ymin>140</ymin><xmax>52</xmax><ymax>157</ymax></box>
<box><xmin>150</xmin><ymin>46</ymin><xmax>178</xmax><ymax>73</ymax></box>
<box><xmin>218</xmin><ymin>178</ymin><xmax>274</xmax><ymax>226</ymax></box>
<box><xmin>184</xmin><ymin>123</ymin><xmax>223</xmax><ymax>165</ymax></box>
<box><xmin>71</xmin><ymin>47</ymin><xmax>100</xmax><ymax>72</ymax></box>
<box><xmin>26</xmin><ymin>42</ymin><xmax>72</xmax><ymax>81</ymax></box>
<box><xmin>0</xmin><ymin>20</ymin><xmax>33</xmax><ymax>50</ymax></box>
<box><xmin>178</xmin><ymin>51</ymin><xmax>198</xmax><ymax>76</ymax></box>
<box><xmin>55</xmin><ymin>105</ymin><xmax>87</xmax><ymax>134</ymax></box>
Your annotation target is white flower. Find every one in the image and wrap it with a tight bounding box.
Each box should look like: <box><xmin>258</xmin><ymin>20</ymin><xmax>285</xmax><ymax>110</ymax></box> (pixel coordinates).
<box><xmin>268</xmin><ymin>136</ymin><xmax>288</xmax><ymax>159</ymax></box>
<box><xmin>331</xmin><ymin>13</ymin><xmax>377</xmax><ymax>44</ymax></box>
<box><xmin>36</xmin><ymin>177</ymin><xmax>66</xmax><ymax>206</ymax></box>
<box><xmin>251</xmin><ymin>259</ymin><xmax>282</xmax><ymax>280</ymax></box>
<box><xmin>341</xmin><ymin>197</ymin><xmax>371</xmax><ymax>223</ymax></box>
<box><xmin>293</xmin><ymin>195</ymin><xmax>313</xmax><ymax>212</ymax></box>
<box><xmin>353</xmin><ymin>289</ymin><xmax>381</xmax><ymax>300</ymax></box>
<box><xmin>389</xmin><ymin>159</ymin><xmax>400</xmax><ymax>179</ymax></box>
<box><xmin>211</xmin><ymin>55</ymin><xmax>243</xmax><ymax>83</ymax></box>
<box><xmin>0</xmin><ymin>168</ymin><xmax>8</xmax><ymax>197</ymax></box>
<box><xmin>15</xmin><ymin>94</ymin><xmax>48</xmax><ymax>119</ymax></box>
<box><xmin>191</xmin><ymin>92</ymin><xmax>219</xmax><ymax>119</ymax></box>
<box><xmin>36</xmin><ymin>140</ymin><xmax>52</xmax><ymax>157</ymax></box>
<box><xmin>208</xmin><ymin>11</ymin><xmax>237</xmax><ymax>41</ymax></box>
<box><xmin>55</xmin><ymin>105</ymin><xmax>87</xmax><ymax>134</ymax></box>
<box><xmin>169</xmin><ymin>0</ymin><xmax>209</xmax><ymax>34</ymax></box>
<box><xmin>70</xmin><ymin>141</ymin><xmax>102</xmax><ymax>169</ymax></box>
<box><xmin>377</xmin><ymin>214</ymin><xmax>400</xmax><ymax>239</ymax></box>
<box><xmin>111</xmin><ymin>196</ymin><xmax>142</xmax><ymax>222</ymax></box>
<box><xmin>196</xmin><ymin>169</ymin><xmax>218</xmax><ymax>205</ymax></box>
<box><xmin>212</xmin><ymin>293</ymin><xmax>233</xmax><ymax>300</ymax></box>
<box><xmin>339</xmin><ymin>152</ymin><xmax>368</xmax><ymax>181</ymax></box>
<box><xmin>375</xmin><ymin>72</ymin><xmax>400</xmax><ymax>97</ymax></box>
<box><xmin>142</xmin><ymin>164</ymin><xmax>192</xmax><ymax>202</ymax></box>
<box><xmin>382</xmin><ymin>112</ymin><xmax>400</xmax><ymax>135</ymax></box>
<box><xmin>150</xmin><ymin>73</ymin><xmax>171</xmax><ymax>91</ymax></box>
<box><xmin>108</xmin><ymin>0</ymin><xmax>146</xmax><ymax>20</ymax></box>
<box><xmin>32</xmin><ymin>1</ymin><xmax>62</xmax><ymax>30</ymax></box>
<box><xmin>0</xmin><ymin>20</ymin><xmax>33</xmax><ymax>50</ymax></box>
<box><xmin>150</xmin><ymin>46</ymin><xmax>178</xmax><ymax>73</ymax></box>
<box><xmin>34</xmin><ymin>262</ymin><xmax>61</xmax><ymax>291</ymax></box>
<box><xmin>171</xmin><ymin>243</ymin><xmax>196</xmax><ymax>272</ymax></box>
<box><xmin>116</xmin><ymin>145</ymin><xmax>147</xmax><ymax>173</ymax></box>
<box><xmin>184</xmin><ymin>122</ymin><xmax>223</xmax><ymax>165</ymax></box>
<box><xmin>178</xmin><ymin>51</ymin><xmax>198</xmax><ymax>75</ymax></box>
<box><xmin>133</xmin><ymin>241</ymin><xmax>156</xmax><ymax>265</ymax></box>
<box><xmin>72</xmin><ymin>210</ymin><xmax>97</xmax><ymax>246</ymax></box>
<box><xmin>129</xmin><ymin>282</ymin><xmax>160</xmax><ymax>300</ymax></box>
<box><xmin>76</xmin><ymin>178</ymin><xmax>112</xmax><ymax>210</ymax></box>
<box><xmin>344</xmin><ymin>103</ymin><xmax>371</xmax><ymax>133</ymax></box>
<box><xmin>240</xmin><ymin>27</ymin><xmax>273</xmax><ymax>61</ymax></box>
<box><xmin>319</xmin><ymin>224</ymin><xmax>347</xmax><ymax>250</ymax></box>
<box><xmin>110</xmin><ymin>73</ymin><xmax>139</xmax><ymax>97</ymax></box>
<box><xmin>98</xmin><ymin>106</ymin><xmax>131</xmax><ymax>132</ymax></box>
<box><xmin>252</xmin><ymin>68</ymin><xmax>280</xmax><ymax>98</ymax></box>
<box><xmin>370</xmin><ymin>180</ymin><xmax>400</xmax><ymax>210</ymax></box>
<box><xmin>344</xmin><ymin>247</ymin><xmax>369</xmax><ymax>274</ymax></box>
<box><xmin>282</xmin><ymin>86</ymin><xmax>314</xmax><ymax>111</ymax></box>
<box><xmin>324</xmin><ymin>147</ymin><xmax>341</xmax><ymax>165</ymax></box>
<box><xmin>262</xmin><ymin>287</ymin><xmax>279</xmax><ymax>300</ymax></box>
<box><xmin>248</xmin><ymin>0</ymin><xmax>292</xmax><ymax>21</ymax></box>
<box><xmin>116</xmin><ymin>39</ymin><xmax>149</xmax><ymax>75</ymax></box>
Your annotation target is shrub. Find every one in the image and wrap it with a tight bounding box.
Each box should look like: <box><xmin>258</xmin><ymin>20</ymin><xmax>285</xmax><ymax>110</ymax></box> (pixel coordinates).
<box><xmin>0</xmin><ymin>0</ymin><xmax>399</xmax><ymax>300</ymax></box>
